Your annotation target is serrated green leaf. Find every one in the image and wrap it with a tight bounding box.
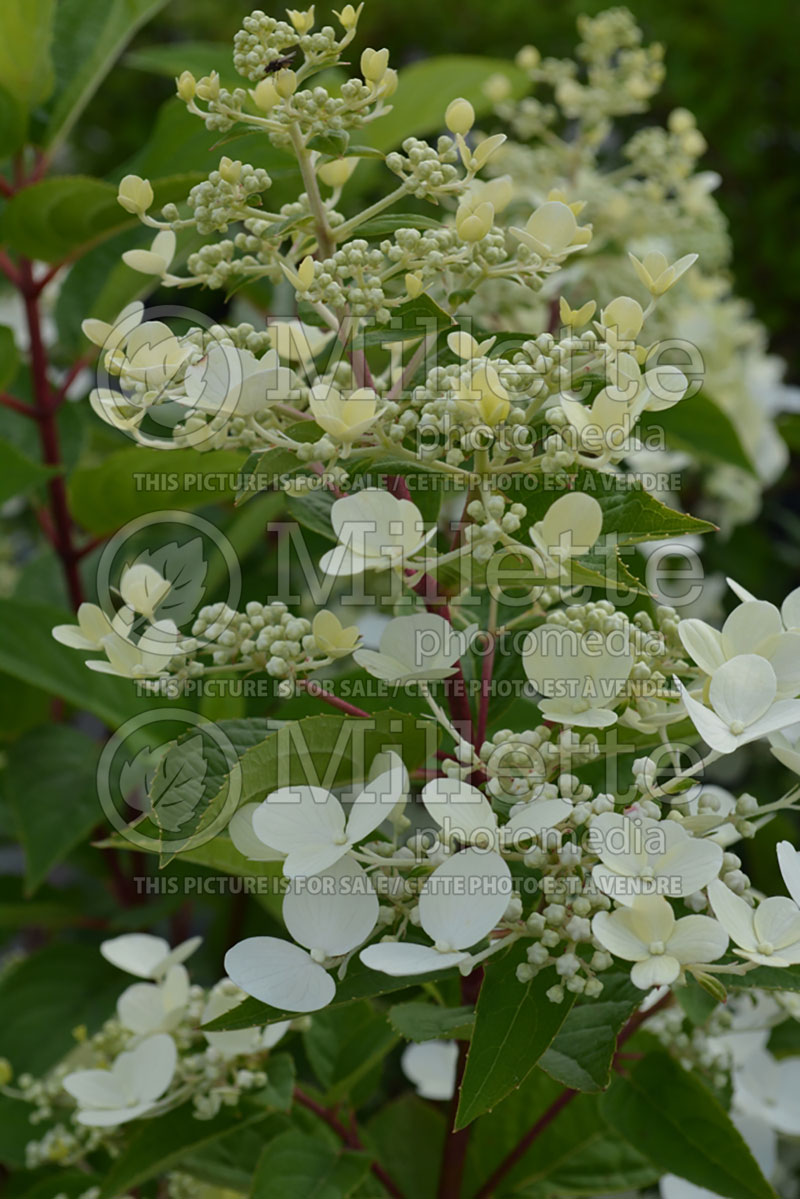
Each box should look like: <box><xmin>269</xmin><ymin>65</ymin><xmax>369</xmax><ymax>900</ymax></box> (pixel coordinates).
<box><xmin>600</xmin><ymin>1051</ymin><xmax>777</xmax><ymax>1199</ymax></box>
<box><xmin>44</xmin><ymin>0</ymin><xmax>168</xmax><ymax>149</ymax></box>
<box><xmin>5</xmin><ymin>725</ymin><xmax>101</xmax><ymax>894</ymax></box>
<box><xmin>455</xmin><ymin>947</ymin><xmax>575</xmax><ymax>1129</ymax></box>
<box><xmin>639</xmin><ymin>391</ymin><xmax>755</xmax><ymax>475</ymax></box>
<box><xmin>304</xmin><ymin>1001</ymin><xmax>398</xmax><ymax>1101</ymax></box>
<box><xmin>539</xmin><ymin>972</ymin><xmax>641</xmax><ymax>1092</ymax></box>
<box><xmin>251</xmin><ymin>1130</ymin><xmax>371</xmax><ymax>1199</ymax></box>
<box><xmin>366</xmin><ymin>1096</ymin><xmax>446</xmax><ymax>1199</ymax></box>
<box><xmin>388</xmin><ymin>1002</ymin><xmax>474</xmax><ymax>1042</ymax></box>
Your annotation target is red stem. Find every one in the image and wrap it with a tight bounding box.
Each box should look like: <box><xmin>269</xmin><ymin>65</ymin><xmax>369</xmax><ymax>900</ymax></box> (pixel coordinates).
<box><xmin>473</xmin><ymin>1088</ymin><xmax>579</xmax><ymax>1198</ymax></box>
<box><xmin>301</xmin><ymin>678</ymin><xmax>371</xmax><ymax>719</ymax></box>
<box><xmin>472</xmin><ymin>989</ymin><xmax>675</xmax><ymax>1199</ymax></box>
<box><xmin>0</xmin><ymin>392</ymin><xmax>40</xmax><ymax>418</ymax></box>
<box><xmin>294</xmin><ymin>1087</ymin><xmax>404</xmax><ymax>1198</ymax></box>
<box><xmin>19</xmin><ymin>259</ymin><xmax>84</xmax><ymax>610</ymax></box>
<box><xmin>437</xmin><ymin>968</ymin><xmax>484</xmax><ymax>1199</ymax></box>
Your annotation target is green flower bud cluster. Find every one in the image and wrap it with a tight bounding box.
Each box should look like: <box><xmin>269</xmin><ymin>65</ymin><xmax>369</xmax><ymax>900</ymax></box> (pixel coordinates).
<box><xmin>187</xmin><ymin>161</ymin><xmax>272</xmax><ymax>235</ymax></box>
<box><xmin>302</xmin><ymin>239</ymin><xmax>389</xmax><ymax>319</ymax></box>
<box><xmin>385</xmin><ymin>136</ymin><xmax>461</xmax><ymax>200</ymax></box>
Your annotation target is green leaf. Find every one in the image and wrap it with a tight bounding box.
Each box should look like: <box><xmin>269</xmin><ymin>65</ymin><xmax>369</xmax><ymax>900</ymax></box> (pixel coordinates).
<box><xmin>539</xmin><ymin>972</ymin><xmax>641</xmax><ymax>1092</ymax></box>
<box><xmin>0</xmin><ymin>437</ymin><xmax>57</xmax><ymax>504</ymax></box>
<box><xmin>366</xmin><ymin>1096</ymin><xmax>446</xmax><ymax>1199</ymax></box>
<box><xmin>204</xmin><ymin>954</ymin><xmax>465</xmax><ymax>1032</ymax></box>
<box><xmin>0</xmin><ymin>598</ymin><xmax>150</xmax><ymax>726</ymax></box>
<box><xmin>125</xmin><ymin>40</ymin><xmax>238</xmax><ymax>88</ymax></box>
<box><xmin>235</xmin><ymin>446</ymin><xmax>314</xmax><ymax>505</ymax></box>
<box><xmin>639</xmin><ymin>391</ymin><xmax>755</xmax><ymax>475</ymax></box>
<box><xmin>97</xmin><ymin>1055</ymin><xmax>294</xmax><ymax>1199</ymax></box>
<box><xmin>44</xmin><ymin>0</ymin><xmax>168</xmax><ymax>149</ymax></box>
<box><xmin>308</xmin><ymin>130</ymin><xmax>351</xmax><ymax>157</ymax></box>
<box><xmin>0</xmin><ymin>944</ymin><xmax>122</xmax><ymax>1074</ymax></box>
<box><xmin>455</xmin><ymin>947</ymin><xmax>575</xmax><ymax>1130</ymax></box>
<box><xmin>5</xmin><ymin>725</ymin><xmax>101</xmax><ymax>894</ymax></box>
<box><xmin>251</xmin><ymin>1130</ymin><xmax>372</xmax><ymax>1199</ymax></box>
<box><xmin>388</xmin><ymin>1002</ymin><xmax>475</xmax><ymax>1042</ymax></box>
<box><xmin>353</xmin><ymin>294</ymin><xmax>455</xmax><ymax>348</ymax></box>
<box><xmin>362</xmin><ymin>56</ymin><xmax>529</xmax><ymax>153</ymax></box>
<box><xmin>0</xmin><ymin>84</ymin><xmax>25</xmax><ymax>160</ymax></box>
<box><xmin>0</xmin><ymin>326</ymin><xmax>20</xmax><ymax>390</ymax></box>
<box><xmin>68</xmin><ymin>447</ymin><xmax>248</xmax><ymax>534</ymax></box>
<box><xmin>465</xmin><ymin>1067</ymin><xmax>657</xmax><ymax>1195</ymax></box>
<box><xmin>601</xmin><ymin>1051</ymin><xmax>777</xmax><ymax>1199</ymax></box>
<box><xmin>0</xmin><ymin>0</ymin><xmax>56</xmax><ymax>114</ymax></box>
<box><xmin>304</xmin><ymin>1001</ymin><xmax>398</xmax><ymax>1101</ymax></box>
<box><xmin>0</xmin><ymin>177</ymin><xmax>125</xmax><ymax>263</ymax></box>
<box><xmin>717</xmin><ymin>962</ymin><xmax>800</xmax><ymax>991</ymax></box>
<box><xmin>154</xmin><ymin>708</ymin><xmax>434</xmax><ymax>865</ymax></box>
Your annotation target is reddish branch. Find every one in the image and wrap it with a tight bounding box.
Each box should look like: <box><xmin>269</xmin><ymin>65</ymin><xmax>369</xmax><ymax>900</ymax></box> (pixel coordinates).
<box><xmin>301</xmin><ymin>679</ymin><xmax>371</xmax><ymax>719</ymax></box>
<box><xmin>294</xmin><ymin>1087</ymin><xmax>404</xmax><ymax>1198</ymax></box>
<box><xmin>437</xmin><ymin>967</ymin><xmax>484</xmax><ymax>1199</ymax></box>
<box><xmin>471</xmin><ymin>989</ymin><xmax>675</xmax><ymax>1198</ymax></box>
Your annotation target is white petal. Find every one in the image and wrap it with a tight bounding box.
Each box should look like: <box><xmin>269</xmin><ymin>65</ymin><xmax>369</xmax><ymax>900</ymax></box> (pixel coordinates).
<box><xmin>675</xmin><ymin>678</ymin><xmax>739</xmax><ymax>753</ymax></box>
<box><xmin>202</xmin><ymin>987</ymin><xmax>263</xmax><ymax>1057</ymax></box>
<box><xmin>252</xmin><ymin>786</ymin><xmax>346</xmax><ymax>874</ymax></box>
<box><xmin>504</xmin><ymin>798</ymin><xmax>572</xmax><ymax>840</ymax></box>
<box><xmin>678</xmin><ymin>619</ymin><xmax>727</xmax><ymax>676</ymax></box>
<box><xmin>419</xmin><ymin>849</ymin><xmax>511</xmax><ymax>950</ymax></box>
<box><xmin>781</xmin><ymin>587</ymin><xmax>800</xmax><ymax>632</ymax></box>
<box><xmin>283</xmin><ymin>857</ymin><xmax>378</xmax><ymax>956</ymax></box>
<box><xmin>63</xmin><ymin>1069</ymin><xmax>127</xmax><ymax>1110</ymax></box>
<box><xmin>75</xmin><ymin>1101</ymin><xmax>156</xmax><ymax>1127</ymax></box>
<box><xmin>726</xmin><ymin>577</ymin><xmax>758</xmax><ymax>605</ymax></box>
<box><xmin>777</xmin><ymin>841</ymin><xmax>800</xmax><ymax>907</ymax></box>
<box><xmin>229</xmin><ymin>803</ymin><xmax>284</xmax><ymax>862</ymax></box>
<box><xmin>421</xmin><ymin>778</ymin><xmax>497</xmax><ymax>841</ymax></box>
<box><xmin>709</xmin><ymin>655</ymin><xmax>777</xmax><ymax>727</ymax></box>
<box><xmin>159</xmin><ymin>936</ymin><xmax>202</xmax><ymax>976</ymax></box>
<box><xmin>100</xmin><ymin>933</ymin><xmax>170</xmax><ymax>979</ymax></box>
<box><xmin>114</xmin><ymin>1034</ymin><xmax>176</xmax><ymax>1104</ymax></box>
<box><xmin>631</xmin><ymin>955</ymin><xmax>681</xmax><ymax>988</ymax></box>
<box><xmin>346</xmin><ymin>760</ymin><xmax>408</xmax><ymax>843</ymax></box>
<box><xmin>224</xmin><ymin>936</ymin><xmax>335</xmax><ymax>1013</ymax></box>
<box><xmin>707</xmin><ymin>879</ymin><xmax>757</xmax><ymax>951</ymax></box>
<box><xmin>753</xmin><ymin>896</ymin><xmax>800</xmax><ymax>952</ymax></box>
<box><xmin>591</xmin><ymin>910</ymin><xmax>649</xmax><ymax>961</ymax></box>
<box><xmin>359</xmin><ymin>942</ymin><xmax>468</xmax><ymax>976</ymax></box>
<box><xmin>401</xmin><ymin>1040</ymin><xmax>459</xmax><ymax>1100</ymax></box>
<box><xmin>657</xmin><ymin>837</ymin><xmax>724</xmax><ymax>896</ymax></box>
<box><xmin>117</xmin><ymin>982</ymin><xmax>167</xmax><ymax>1035</ymax></box>
<box><xmin>723</xmin><ymin>601</ymin><xmax>782</xmax><ymax>655</ymax></box>
<box><xmin>667</xmin><ymin>915</ymin><xmax>729</xmax><ymax>966</ymax></box>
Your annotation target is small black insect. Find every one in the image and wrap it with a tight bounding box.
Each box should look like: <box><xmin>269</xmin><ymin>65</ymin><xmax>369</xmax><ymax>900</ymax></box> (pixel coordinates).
<box><xmin>261</xmin><ymin>50</ymin><xmax>297</xmax><ymax>75</ymax></box>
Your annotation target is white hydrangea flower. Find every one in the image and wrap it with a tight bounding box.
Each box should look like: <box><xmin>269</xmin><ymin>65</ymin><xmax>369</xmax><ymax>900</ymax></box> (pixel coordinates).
<box><xmin>100</xmin><ymin>932</ymin><xmax>202</xmax><ymax>980</ymax></box>
<box><xmin>510</xmin><ymin>200</ymin><xmax>590</xmax><ymax>258</ymax></box>
<box><xmin>86</xmin><ymin>618</ymin><xmax>180</xmax><ymax>678</ymax></box>
<box><xmin>117</xmin><ymin>965</ymin><xmax>190</xmax><ymax>1036</ymax></box>
<box><xmin>228</xmin><ymin>803</ymin><xmax>285</xmax><ymax>862</ymax></box>
<box><xmin>225</xmin><ymin>857</ymin><xmax>379</xmax><ymax>1012</ymax></box>
<box><xmin>529</xmin><ymin>492</ymin><xmax>603</xmax><ymax>574</ymax></box>
<box><xmin>732</xmin><ymin>1048</ymin><xmax>800</xmax><ymax>1136</ymax></box>
<box><xmin>308</xmin><ymin>383</ymin><xmax>379</xmax><ymax>443</ymax></box>
<box><xmin>122</xmin><ymin>230</ymin><xmax>177</xmax><ymax>278</ymax></box>
<box><xmin>320</xmin><ymin>489</ymin><xmax>432</xmax><ymax>577</ymax></box>
<box><xmin>248</xmin><ymin>754</ymin><xmax>408</xmax><ymax>877</ymax></box>
<box><xmin>629</xmin><ymin>250</ymin><xmax>698</xmax><ymax>297</ymax></box>
<box><xmin>181</xmin><ymin>343</ymin><xmax>298</xmax><ymax>418</ymax></box>
<box><xmin>311</xmin><ymin>610</ymin><xmax>361</xmax><ymax>659</ymax></box>
<box><xmin>119</xmin><ymin>563</ymin><xmax>171</xmax><ymax>622</ymax></box>
<box><xmin>591</xmin><ymin>893</ymin><xmax>728</xmax><ymax>989</ymax></box>
<box><xmin>675</xmin><ymin>655</ymin><xmax>800</xmax><ymax>754</ymax></box>
<box><xmin>420</xmin><ymin>777</ymin><xmax>571</xmax><ymax>849</ymax></box>
<box><xmin>679</xmin><ymin>600</ymin><xmax>800</xmax><ymax>698</ymax></box>
<box><xmin>523</xmin><ymin>625</ymin><xmax>633</xmax><ymax>727</ymax></box>
<box><xmin>52</xmin><ymin>602</ymin><xmax>132</xmax><ymax>651</ymax></box>
<box><xmin>63</xmin><ymin>1033</ymin><xmax>177</xmax><ymax>1126</ymax></box>
<box><xmin>589</xmin><ymin>811</ymin><xmax>723</xmax><ymax>905</ymax></box>
<box><xmin>401</xmin><ymin>1040</ymin><xmax>459</xmax><ymax>1100</ymax></box>
<box><xmin>353</xmin><ymin>613</ymin><xmax>477</xmax><ymax>683</ymax></box>
<box><xmin>202</xmin><ymin>984</ymin><xmax>290</xmax><ymax>1057</ymax></box>
<box><xmin>82</xmin><ymin>301</ymin><xmax>143</xmax><ymax>353</ymax></box>
<box><xmin>708</xmin><ymin>878</ymin><xmax>800</xmax><ymax>967</ymax></box>
<box><xmin>726</xmin><ymin>576</ymin><xmax>800</xmax><ymax>633</ymax></box>
<box><xmin>360</xmin><ymin>848</ymin><xmax>512</xmax><ymax>976</ymax></box>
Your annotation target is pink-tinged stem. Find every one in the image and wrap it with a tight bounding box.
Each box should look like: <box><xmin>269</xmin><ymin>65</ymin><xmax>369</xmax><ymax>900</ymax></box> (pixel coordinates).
<box><xmin>301</xmin><ymin>679</ymin><xmax>371</xmax><ymax>719</ymax></box>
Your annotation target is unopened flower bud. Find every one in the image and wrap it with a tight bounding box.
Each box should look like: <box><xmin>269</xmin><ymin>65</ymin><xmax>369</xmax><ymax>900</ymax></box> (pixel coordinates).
<box><xmin>445</xmin><ymin>97</ymin><xmax>475</xmax><ymax>135</ymax></box>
